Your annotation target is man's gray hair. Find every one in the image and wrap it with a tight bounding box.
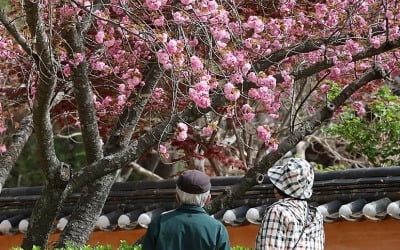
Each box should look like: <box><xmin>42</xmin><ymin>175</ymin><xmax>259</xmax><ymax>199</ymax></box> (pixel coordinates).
<box><xmin>176</xmin><ymin>187</ymin><xmax>210</xmax><ymax>207</ymax></box>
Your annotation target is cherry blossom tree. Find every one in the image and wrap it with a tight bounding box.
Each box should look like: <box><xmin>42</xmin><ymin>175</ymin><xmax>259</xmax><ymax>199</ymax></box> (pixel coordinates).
<box><xmin>0</xmin><ymin>0</ymin><xmax>399</xmax><ymax>248</ymax></box>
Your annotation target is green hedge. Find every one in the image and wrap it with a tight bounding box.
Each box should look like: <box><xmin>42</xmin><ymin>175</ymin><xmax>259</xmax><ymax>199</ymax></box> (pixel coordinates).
<box><xmin>11</xmin><ymin>241</ymin><xmax>253</xmax><ymax>250</ymax></box>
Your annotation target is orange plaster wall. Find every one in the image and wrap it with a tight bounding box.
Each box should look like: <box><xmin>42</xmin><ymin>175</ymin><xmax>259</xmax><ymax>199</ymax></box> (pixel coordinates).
<box><xmin>1</xmin><ymin>219</ymin><xmax>400</xmax><ymax>250</ymax></box>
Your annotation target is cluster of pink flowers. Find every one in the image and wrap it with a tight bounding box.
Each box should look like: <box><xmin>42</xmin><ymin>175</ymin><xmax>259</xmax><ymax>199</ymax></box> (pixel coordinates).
<box><xmin>176</xmin><ymin>122</ymin><xmax>188</xmax><ymax>141</ymax></box>
<box><xmin>223</xmin><ymin>82</ymin><xmax>240</xmax><ymax>102</ymax></box>
<box><xmin>353</xmin><ymin>101</ymin><xmax>366</xmax><ymax>116</ymax></box>
<box><xmin>173</xmin><ymin>12</ymin><xmax>189</xmax><ymax>25</ymax></box>
<box><xmin>158</xmin><ymin>144</ymin><xmax>170</xmax><ymax>159</ymax></box>
<box><xmin>190</xmin><ymin>56</ymin><xmax>204</xmax><ymax>72</ymax></box>
<box><xmin>0</xmin><ymin>144</ymin><xmax>6</xmax><ymax>153</ymax></box>
<box><xmin>188</xmin><ymin>81</ymin><xmax>211</xmax><ymax>108</ymax></box>
<box><xmin>121</xmin><ymin>68</ymin><xmax>144</xmax><ymax>90</ymax></box>
<box><xmin>156</xmin><ymin>39</ymin><xmax>185</xmax><ymax>69</ymax></box>
<box><xmin>257</xmin><ymin>125</ymin><xmax>279</xmax><ymax>152</ymax></box>
<box><xmin>202</xmin><ymin>125</ymin><xmax>214</xmax><ymax>137</ymax></box>
<box><xmin>145</xmin><ymin>0</ymin><xmax>167</xmax><ymax>11</ymax></box>
<box><xmin>248</xmin><ymin>72</ymin><xmax>277</xmax><ymax>88</ymax></box>
<box><xmin>244</xmin><ymin>16</ymin><xmax>265</xmax><ymax>34</ymax></box>
<box><xmin>241</xmin><ymin>104</ymin><xmax>255</xmax><ymax>122</ymax></box>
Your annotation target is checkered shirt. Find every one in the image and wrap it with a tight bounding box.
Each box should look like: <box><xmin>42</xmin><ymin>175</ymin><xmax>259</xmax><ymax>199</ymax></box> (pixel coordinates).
<box><xmin>255</xmin><ymin>198</ymin><xmax>325</xmax><ymax>250</ymax></box>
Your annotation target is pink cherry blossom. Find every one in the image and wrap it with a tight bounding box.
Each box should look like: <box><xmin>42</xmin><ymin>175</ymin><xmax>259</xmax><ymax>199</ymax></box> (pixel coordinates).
<box><xmin>230</xmin><ymin>73</ymin><xmax>244</xmax><ymax>84</ymax></box>
<box><xmin>369</xmin><ymin>37</ymin><xmax>381</xmax><ymax>49</ymax></box>
<box><xmin>258</xmin><ymin>75</ymin><xmax>276</xmax><ymax>88</ymax></box>
<box><xmin>177</xmin><ymin>122</ymin><xmax>188</xmax><ymax>141</ymax></box>
<box><xmin>241</xmin><ymin>63</ymin><xmax>251</xmax><ymax>74</ymax></box>
<box><xmin>60</xmin><ymin>5</ymin><xmax>77</xmax><ymax>17</ymax></box>
<box><xmin>173</xmin><ymin>12</ymin><xmax>188</xmax><ymax>25</ymax></box>
<box><xmin>329</xmin><ymin>66</ymin><xmax>341</xmax><ymax>80</ymax></box>
<box><xmin>159</xmin><ymin>144</ymin><xmax>170</xmax><ymax>158</ymax></box>
<box><xmin>63</xmin><ymin>64</ymin><xmax>71</xmax><ymax>77</ymax></box>
<box><xmin>224</xmin><ymin>82</ymin><xmax>240</xmax><ymax>102</ymax></box>
<box><xmin>210</xmin><ymin>28</ymin><xmax>230</xmax><ymax>43</ymax></box>
<box><xmin>315</xmin><ymin>3</ymin><xmax>328</xmax><ymax>20</ymax></box>
<box><xmin>181</xmin><ymin>0</ymin><xmax>194</xmax><ymax>5</ymax></box>
<box><xmin>241</xmin><ymin>104</ymin><xmax>255</xmax><ymax>122</ymax></box>
<box><xmin>189</xmin><ymin>38</ymin><xmax>199</xmax><ymax>47</ymax></box>
<box><xmin>0</xmin><ymin>144</ymin><xmax>6</xmax><ymax>153</ymax></box>
<box><xmin>159</xmin><ymin>144</ymin><xmax>167</xmax><ymax>154</ymax></box>
<box><xmin>177</xmin><ymin>131</ymin><xmax>188</xmax><ymax>141</ymax></box>
<box><xmin>145</xmin><ymin>0</ymin><xmax>163</xmax><ymax>11</ymax></box>
<box><xmin>320</xmin><ymin>84</ymin><xmax>330</xmax><ymax>94</ymax></box>
<box><xmin>353</xmin><ymin>101</ymin><xmax>366</xmax><ymax>116</ymax></box>
<box><xmin>93</xmin><ymin>61</ymin><xmax>106</xmax><ymax>71</ymax></box>
<box><xmin>223</xmin><ymin>52</ymin><xmax>238</xmax><ymax>68</ymax></box>
<box><xmin>154</xmin><ymin>16</ymin><xmax>165</xmax><ymax>27</ymax></box>
<box><xmin>189</xmin><ymin>82</ymin><xmax>211</xmax><ymax>108</ymax></box>
<box><xmin>202</xmin><ymin>126</ymin><xmax>213</xmax><ymax>137</ymax></box>
<box><xmin>95</xmin><ymin>30</ymin><xmax>105</xmax><ymax>43</ymax></box>
<box><xmin>247</xmin><ymin>72</ymin><xmax>258</xmax><ymax>83</ymax></box>
<box><xmin>345</xmin><ymin>40</ymin><xmax>361</xmax><ymax>55</ymax></box>
<box><xmin>190</xmin><ymin>56</ymin><xmax>203</xmax><ymax>71</ymax></box>
<box><xmin>246</xmin><ymin>16</ymin><xmax>265</xmax><ymax>33</ymax></box>
<box><xmin>269</xmin><ymin>142</ymin><xmax>279</xmax><ymax>152</ymax></box>
<box><xmin>72</xmin><ymin>53</ymin><xmax>85</xmax><ymax>66</ymax></box>
<box><xmin>117</xmin><ymin>95</ymin><xmax>126</xmax><ymax>107</ymax></box>
<box><xmin>156</xmin><ymin>50</ymin><xmax>172</xmax><ymax>69</ymax></box>
<box><xmin>102</xmin><ymin>96</ymin><xmax>113</xmax><ymax>107</ymax></box>
<box><xmin>257</xmin><ymin>125</ymin><xmax>272</xmax><ymax>144</ymax></box>
<box><xmin>166</xmin><ymin>39</ymin><xmax>179</xmax><ymax>54</ymax></box>
<box><xmin>248</xmin><ymin>88</ymin><xmax>260</xmax><ymax>99</ymax></box>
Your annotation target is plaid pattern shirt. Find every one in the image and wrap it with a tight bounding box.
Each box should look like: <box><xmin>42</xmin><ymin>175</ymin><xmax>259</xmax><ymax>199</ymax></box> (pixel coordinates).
<box><xmin>256</xmin><ymin>198</ymin><xmax>324</xmax><ymax>250</ymax></box>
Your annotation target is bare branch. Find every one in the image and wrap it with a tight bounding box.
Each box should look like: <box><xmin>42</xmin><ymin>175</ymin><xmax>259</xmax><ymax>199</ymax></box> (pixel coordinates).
<box><xmin>127</xmin><ymin>162</ymin><xmax>163</xmax><ymax>181</ymax></box>
<box><xmin>105</xmin><ymin>63</ymin><xmax>164</xmax><ymax>154</ymax></box>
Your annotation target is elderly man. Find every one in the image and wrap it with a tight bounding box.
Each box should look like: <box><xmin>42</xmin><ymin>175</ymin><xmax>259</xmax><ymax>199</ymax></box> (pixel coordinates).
<box><xmin>256</xmin><ymin>158</ymin><xmax>325</xmax><ymax>250</ymax></box>
<box><xmin>142</xmin><ymin>169</ymin><xmax>230</xmax><ymax>250</ymax></box>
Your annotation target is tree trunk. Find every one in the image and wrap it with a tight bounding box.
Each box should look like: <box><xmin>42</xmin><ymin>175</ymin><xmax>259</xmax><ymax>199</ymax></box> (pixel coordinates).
<box><xmin>22</xmin><ymin>184</ymin><xmax>66</xmax><ymax>249</ymax></box>
<box><xmin>56</xmin><ymin>173</ymin><xmax>117</xmax><ymax>246</ymax></box>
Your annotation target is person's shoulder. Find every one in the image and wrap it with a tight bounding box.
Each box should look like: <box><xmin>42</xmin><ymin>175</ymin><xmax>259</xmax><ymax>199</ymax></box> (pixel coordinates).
<box><xmin>202</xmin><ymin>214</ymin><xmax>226</xmax><ymax>227</ymax></box>
<box><xmin>269</xmin><ymin>199</ymin><xmax>293</xmax><ymax>212</ymax></box>
<box><xmin>267</xmin><ymin>199</ymin><xmax>300</xmax><ymax>219</ymax></box>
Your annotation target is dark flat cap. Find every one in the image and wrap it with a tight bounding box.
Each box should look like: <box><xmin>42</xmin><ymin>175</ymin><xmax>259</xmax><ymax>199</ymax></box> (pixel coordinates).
<box><xmin>177</xmin><ymin>170</ymin><xmax>211</xmax><ymax>194</ymax></box>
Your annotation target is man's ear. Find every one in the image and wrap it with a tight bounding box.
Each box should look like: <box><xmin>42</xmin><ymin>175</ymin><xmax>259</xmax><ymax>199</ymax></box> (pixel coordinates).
<box><xmin>205</xmin><ymin>193</ymin><xmax>212</xmax><ymax>204</ymax></box>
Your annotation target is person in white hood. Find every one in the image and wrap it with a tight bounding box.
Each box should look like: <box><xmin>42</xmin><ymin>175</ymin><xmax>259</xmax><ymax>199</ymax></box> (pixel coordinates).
<box><xmin>255</xmin><ymin>158</ymin><xmax>325</xmax><ymax>250</ymax></box>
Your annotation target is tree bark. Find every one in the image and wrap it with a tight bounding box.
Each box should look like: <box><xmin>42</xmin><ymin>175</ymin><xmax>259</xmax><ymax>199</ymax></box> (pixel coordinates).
<box><xmin>0</xmin><ymin>115</ymin><xmax>33</xmax><ymax>192</ymax></box>
<box><xmin>21</xmin><ymin>1</ymin><xmax>69</xmax><ymax>248</ymax></box>
<box><xmin>56</xmin><ymin>63</ymin><xmax>163</xmax><ymax>247</ymax></box>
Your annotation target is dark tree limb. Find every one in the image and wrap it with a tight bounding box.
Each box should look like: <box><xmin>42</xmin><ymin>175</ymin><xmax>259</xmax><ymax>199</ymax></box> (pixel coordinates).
<box><xmin>0</xmin><ymin>115</ymin><xmax>34</xmax><ymax>191</ymax></box>
<box><xmin>22</xmin><ymin>1</ymin><xmax>67</xmax><ymax>248</ymax></box>
<box><xmin>206</xmin><ymin>68</ymin><xmax>386</xmax><ymax>214</ymax></box>
<box><xmin>66</xmin><ymin>88</ymin><xmax>228</xmax><ymax>192</ymax></box>
<box><xmin>62</xmin><ymin>19</ymin><xmax>103</xmax><ymax>164</ymax></box>
<box><xmin>281</xmin><ymin>37</ymin><xmax>400</xmax><ymax>83</ymax></box>
<box><xmin>0</xmin><ymin>7</ymin><xmax>37</xmax><ymax>60</ymax></box>
<box><xmin>57</xmin><ymin>63</ymin><xmax>163</xmax><ymax>247</ymax></box>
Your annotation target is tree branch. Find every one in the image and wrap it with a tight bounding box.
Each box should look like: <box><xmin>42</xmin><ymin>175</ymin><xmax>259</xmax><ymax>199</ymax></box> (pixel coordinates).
<box><xmin>62</xmin><ymin>20</ymin><xmax>103</xmax><ymax>163</ymax></box>
<box><xmin>0</xmin><ymin>7</ymin><xmax>37</xmax><ymax>60</ymax></box>
<box><xmin>126</xmin><ymin>162</ymin><xmax>163</xmax><ymax>181</ymax></box>
<box><xmin>104</xmin><ymin>63</ymin><xmax>164</xmax><ymax>154</ymax></box>
<box><xmin>22</xmin><ymin>1</ymin><xmax>65</xmax><ymax>248</ymax></box>
<box><xmin>0</xmin><ymin>115</ymin><xmax>33</xmax><ymax>192</ymax></box>
<box><xmin>206</xmin><ymin>68</ymin><xmax>385</xmax><ymax>213</ymax></box>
